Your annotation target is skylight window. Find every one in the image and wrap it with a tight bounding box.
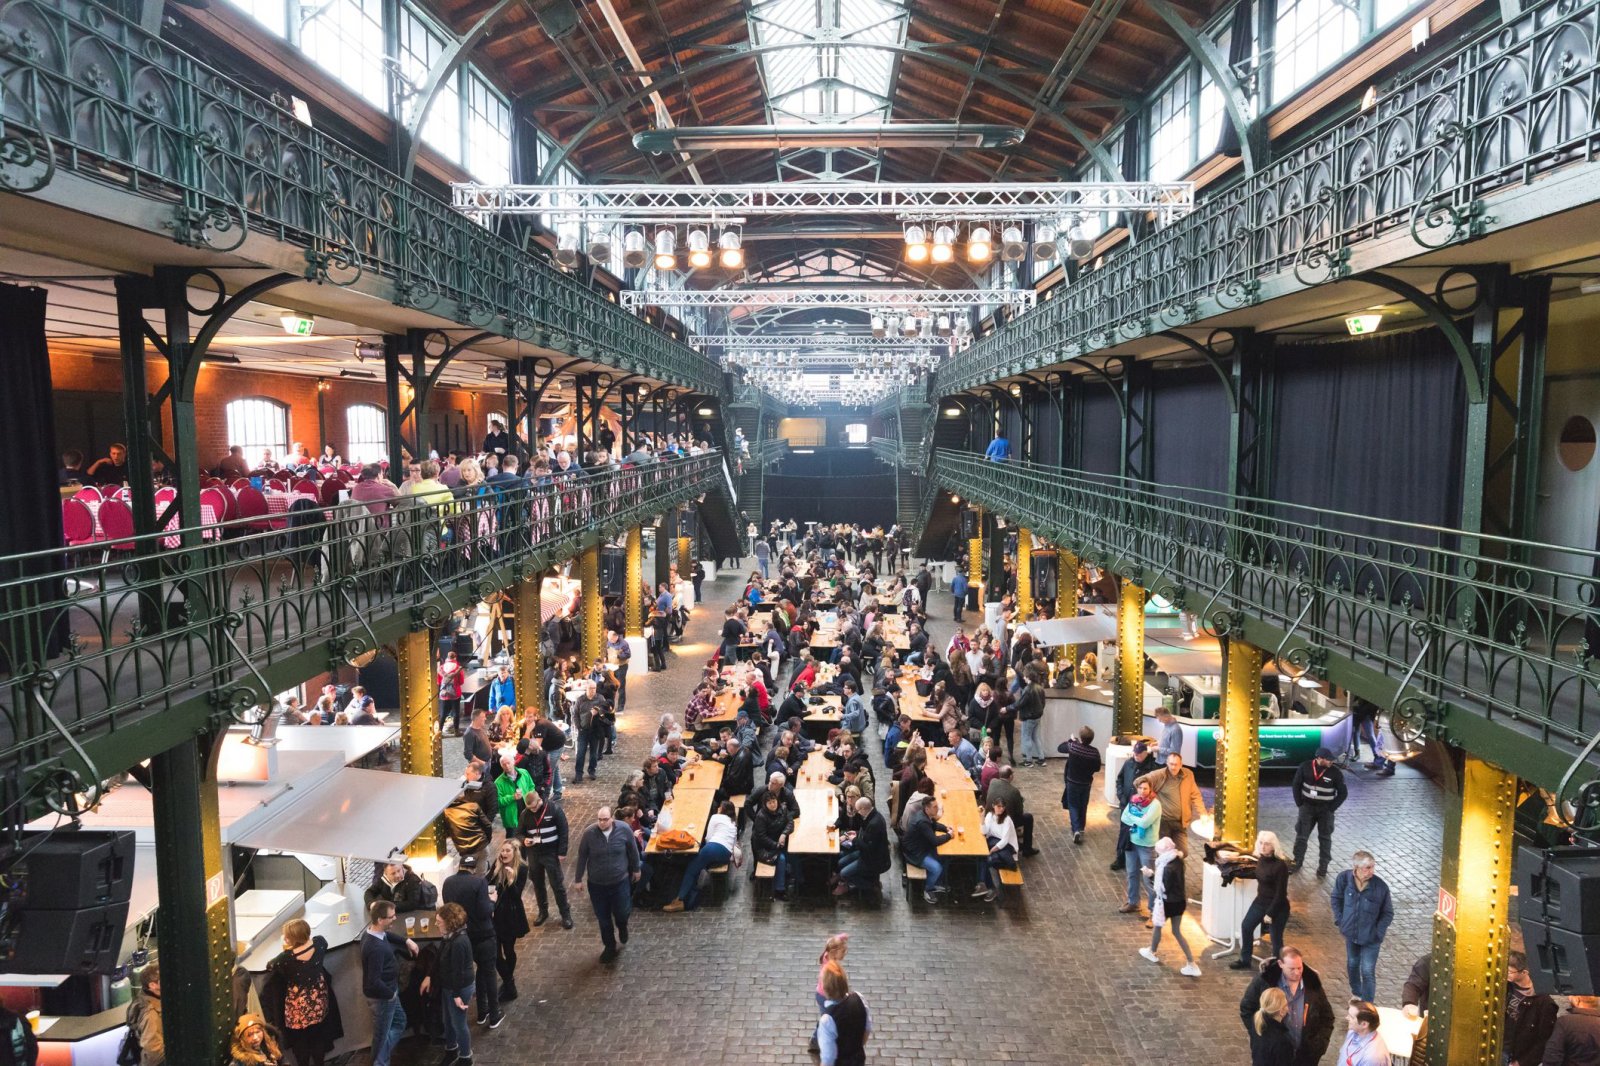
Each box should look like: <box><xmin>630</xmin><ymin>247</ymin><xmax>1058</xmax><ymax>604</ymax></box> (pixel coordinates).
<box><xmin>749</xmin><ymin>0</ymin><xmax>908</xmax><ymax>126</ymax></box>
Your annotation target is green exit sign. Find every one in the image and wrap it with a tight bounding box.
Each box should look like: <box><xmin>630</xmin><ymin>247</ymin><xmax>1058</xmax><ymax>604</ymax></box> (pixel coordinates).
<box><xmin>280</xmin><ymin>314</ymin><xmax>315</xmax><ymax>336</ymax></box>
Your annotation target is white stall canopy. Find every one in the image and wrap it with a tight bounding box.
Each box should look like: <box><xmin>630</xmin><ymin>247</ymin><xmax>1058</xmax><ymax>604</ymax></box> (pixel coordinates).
<box><xmin>1024</xmin><ymin>614</ymin><xmax>1118</xmax><ymax>648</ymax></box>
<box><xmin>231</xmin><ymin>768</ymin><xmax>462</xmax><ymax>862</ymax></box>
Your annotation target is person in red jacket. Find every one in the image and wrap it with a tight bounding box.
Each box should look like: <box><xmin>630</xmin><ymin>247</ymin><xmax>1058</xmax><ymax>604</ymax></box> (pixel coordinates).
<box><xmin>437</xmin><ymin>651</ymin><xmax>466</xmax><ymax>736</ymax></box>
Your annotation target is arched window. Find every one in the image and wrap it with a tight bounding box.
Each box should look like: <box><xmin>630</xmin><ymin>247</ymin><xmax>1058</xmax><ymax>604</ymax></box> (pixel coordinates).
<box><xmin>226</xmin><ymin>398</ymin><xmax>289</xmax><ymax>464</ymax></box>
<box><xmin>346</xmin><ymin>404</ymin><xmax>387</xmax><ymax>464</ymax></box>
<box><xmin>844</xmin><ymin>423</ymin><xmax>869</xmax><ymax>445</ymax></box>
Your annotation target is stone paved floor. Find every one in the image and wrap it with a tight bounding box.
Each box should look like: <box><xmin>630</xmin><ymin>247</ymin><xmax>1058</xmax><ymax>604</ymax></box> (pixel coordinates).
<box><xmin>406</xmin><ymin>562</ymin><xmax>1444</xmax><ymax>1065</ymax></box>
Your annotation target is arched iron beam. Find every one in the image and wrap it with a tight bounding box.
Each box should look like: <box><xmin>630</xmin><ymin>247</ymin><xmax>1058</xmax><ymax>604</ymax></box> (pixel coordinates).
<box><xmin>401</xmin><ymin>0</ymin><xmax>522</xmax><ymax>182</ymax></box>
<box><xmin>1066</xmin><ymin>356</ymin><xmax>1128</xmax><ymax>419</ymax></box>
<box><xmin>537</xmin><ymin>40</ymin><xmax>1129</xmax><ymax>185</ymax></box>
<box><xmin>419</xmin><ymin>330</ymin><xmax>498</xmax><ymax>393</ymax></box>
<box><xmin>1356</xmin><ymin>271</ymin><xmax>1485</xmax><ymax>403</ymax></box>
<box><xmin>182</xmin><ymin>271</ymin><xmax>300</xmax><ymax>395</ymax></box>
<box><xmin>1155</xmin><ymin>329</ymin><xmax>1238</xmax><ymax>411</ymax></box>
<box><xmin>1143</xmin><ymin>0</ymin><xmax>1260</xmax><ymax>175</ymax></box>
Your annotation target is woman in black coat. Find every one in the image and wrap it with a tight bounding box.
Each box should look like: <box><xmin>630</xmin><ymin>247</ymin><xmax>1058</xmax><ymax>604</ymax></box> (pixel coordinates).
<box><xmin>1249</xmin><ymin>987</ymin><xmax>1297</xmax><ymax>1066</ymax></box>
<box><xmin>488</xmin><ymin>840</ymin><xmax>530</xmax><ymax>1003</ymax></box>
<box><xmin>261</xmin><ymin>919</ymin><xmax>343</xmax><ymax>1066</ymax></box>
<box><xmin>750</xmin><ymin>790</ymin><xmax>798</xmax><ymax>900</ymax></box>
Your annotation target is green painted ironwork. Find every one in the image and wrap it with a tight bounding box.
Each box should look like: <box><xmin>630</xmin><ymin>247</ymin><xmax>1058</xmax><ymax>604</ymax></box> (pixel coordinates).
<box><xmin>933</xmin><ymin>0</ymin><xmax>1600</xmax><ymax>395</ymax></box>
<box><xmin>0</xmin><ymin>0</ymin><xmax>723</xmax><ymax>396</ymax></box>
<box><xmin>0</xmin><ymin>455</ymin><xmax>732</xmax><ymax>805</ymax></box>
<box><xmin>923</xmin><ymin>450</ymin><xmax>1600</xmax><ymax>793</ymax></box>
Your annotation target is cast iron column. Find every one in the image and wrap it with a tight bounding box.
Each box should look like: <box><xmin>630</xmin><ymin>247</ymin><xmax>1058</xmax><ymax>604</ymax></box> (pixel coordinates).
<box><xmin>1214</xmin><ymin>637</ymin><xmax>1264</xmax><ymax>846</ymax></box>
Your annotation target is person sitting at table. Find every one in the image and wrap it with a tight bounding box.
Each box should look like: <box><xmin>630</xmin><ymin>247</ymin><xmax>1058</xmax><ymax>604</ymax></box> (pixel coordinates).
<box><xmin>651</xmin><ymin>717</ymin><xmax>676</xmax><ymax>759</ymax></box>
<box><xmin>766</xmin><ymin>744</ymin><xmax>794</xmax><ymax>786</ymax></box>
<box><xmin>972</xmin><ymin>797</ymin><xmax>1020</xmax><ymax>903</ymax></box>
<box><xmin>749</xmin><ymin>770</ymin><xmax>801</xmax><ymax>820</ymax></box>
<box><xmin>59</xmin><ymin>447</ymin><xmax>87</xmax><ymax>485</ymax></box>
<box><xmin>779</xmin><ymin>681</ymin><xmax>810</xmax><ymax>725</ymax></box>
<box><xmin>947</xmin><ymin>725</ymin><xmax>981</xmax><ymax>780</ymax></box>
<box><xmin>86</xmin><ymin>442</ymin><xmax>129</xmax><ymax>486</ymax></box>
<box><xmin>638</xmin><ymin>758</ymin><xmax>672</xmax><ymax>818</ymax></box>
<box><xmin>833</xmin><ymin>796</ymin><xmax>890</xmax><ymax>898</ymax></box>
<box><xmin>836</xmin><ymin>785</ymin><xmax>866</xmax><ymax>835</ymax></box>
<box><xmin>716</xmin><ymin>736</ymin><xmax>756</xmax><ymax>802</ymax></box>
<box><xmin>840</xmin><ymin>761</ymin><xmax>874</xmax><ymax>810</ymax></box>
<box><xmin>684</xmin><ymin>682</ymin><xmax>716</xmax><ymax>733</ymax></box>
<box><xmin>791</xmin><ymin>654</ymin><xmax>818</xmax><ymax>692</ymax></box>
<box><xmin>978</xmin><ymin>739</ymin><xmax>1004</xmax><ymax>800</ymax></box>
<box><xmin>661</xmin><ymin>800</ymin><xmax>741</xmax><ymax>913</ymax></box>
<box><xmin>733</xmin><ymin>710</ymin><xmax>760</xmax><ymax>760</ymax></box>
<box><xmin>903</xmin><ymin>795</ymin><xmax>954</xmax><ymax>905</ymax></box>
<box><xmin>751</xmin><ymin>789</ymin><xmax>798</xmax><ymax>901</ymax></box>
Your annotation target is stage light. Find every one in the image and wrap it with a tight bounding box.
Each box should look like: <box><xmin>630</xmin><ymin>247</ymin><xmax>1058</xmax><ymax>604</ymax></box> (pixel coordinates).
<box><xmin>904</xmin><ymin>224</ymin><xmax>929</xmax><ymax>263</ymax></box>
<box><xmin>1033</xmin><ymin>226</ymin><xmax>1058</xmax><ymax>262</ymax></box>
<box><xmin>554</xmin><ymin>228</ymin><xmax>581</xmax><ymax>269</ymax></box>
<box><xmin>1001</xmin><ymin>224</ymin><xmax>1027</xmax><ymax>261</ymax></box>
<box><xmin>871</xmin><ymin>315</ymin><xmax>887</xmax><ymax>338</ymax></box>
<box><xmin>967</xmin><ymin>226</ymin><xmax>992</xmax><ymax>262</ymax></box>
<box><xmin>718</xmin><ymin>230</ymin><xmax>744</xmax><ymax>269</ymax></box>
<box><xmin>653</xmin><ymin>228</ymin><xmax>677</xmax><ymax>271</ymax></box>
<box><xmin>936</xmin><ymin>314</ymin><xmax>952</xmax><ymax>337</ymax></box>
<box><xmin>902</xmin><ymin>315</ymin><xmax>920</xmax><ymax>336</ymax></box>
<box><xmin>686</xmin><ymin>227</ymin><xmax>712</xmax><ymax>269</ymax></box>
<box><xmin>622</xmin><ymin>229</ymin><xmax>649</xmax><ymax>268</ymax></box>
<box><xmin>587</xmin><ymin>229</ymin><xmax>614</xmax><ymax>262</ymax></box>
<box><xmin>1067</xmin><ymin>217</ymin><xmax>1095</xmax><ymax>260</ymax></box>
<box><xmin>931</xmin><ymin>224</ymin><xmax>956</xmax><ymax>263</ymax></box>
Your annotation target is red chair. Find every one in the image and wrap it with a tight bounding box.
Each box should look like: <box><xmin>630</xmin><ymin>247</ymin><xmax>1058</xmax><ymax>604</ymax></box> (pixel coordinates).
<box><xmin>200</xmin><ymin>487</ymin><xmax>230</xmax><ymax>527</ymax></box>
<box><xmin>73</xmin><ymin>486</ymin><xmax>103</xmax><ymax>503</ymax></box>
<box><xmin>154</xmin><ymin>486</ymin><xmax>178</xmax><ymax>506</ymax></box>
<box><xmin>267</xmin><ymin>478</ymin><xmax>289</xmax><ymax>492</ymax></box>
<box><xmin>103</xmin><ymin>486</ymin><xmax>126</xmax><ymax>500</ymax></box>
<box><xmin>318</xmin><ymin>480</ymin><xmax>343</xmax><ymax>507</ymax></box>
<box><xmin>235</xmin><ymin>485</ymin><xmax>271</xmax><ymax>530</ymax></box>
<box><xmin>230</xmin><ymin>478</ymin><xmax>251</xmax><ymax>491</ymax></box>
<box><xmin>201</xmin><ymin>477</ymin><xmax>222</xmax><ymax>488</ymax></box>
<box><xmin>292</xmin><ymin>479</ymin><xmax>319</xmax><ymax>497</ymax></box>
<box><xmin>97</xmin><ymin>499</ymin><xmax>137</xmax><ymax>552</ymax></box>
<box><xmin>62</xmin><ymin>498</ymin><xmax>97</xmax><ymax>547</ymax></box>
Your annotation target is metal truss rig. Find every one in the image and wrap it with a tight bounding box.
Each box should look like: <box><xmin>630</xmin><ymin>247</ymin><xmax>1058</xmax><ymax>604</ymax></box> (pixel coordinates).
<box><xmin>620</xmin><ymin>288</ymin><xmax>1036</xmax><ymax>311</ymax></box>
<box><xmin>695</xmin><ymin>334</ymin><xmax>949</xmax><ymax>351</ymax></box>
<box><xmin>451</xmin><ymin>181</ymin><xmax>1196</xmax><ymax>226</ymax></box>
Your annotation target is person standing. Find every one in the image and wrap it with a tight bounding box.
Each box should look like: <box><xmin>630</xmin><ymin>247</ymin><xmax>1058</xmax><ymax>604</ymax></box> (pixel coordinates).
<box><xmin>1139</xmin><ymin>836</ymin><xmax>1201</xmax><ymax>976</ymax></box>
<box><xmin>1248</xmin><ymin>987</ymin><xmax>1297</xmax><ymax>1066</ymax></box>
<box><xmin>431</xmin><ymin>902</ymin><xmax>476</xmax><ymax>1066</ymax></box>
<box><xmin>1330</xmin><ymin>851</ymin><xmax>1394</xmax><ymax>1002</ymax></box>
<box><xmin>1118</xmin><ymin>778</ymin><xmax>1162</xmax><ymax>916</ymax></box>
<box><xmin>571</xmin><ymin>679</ymin><xmax>609</xmax><ymax>784</ymax></box>
<box><xmin>814</xmin><ymin>963</ymin><xmax>872</xmax><ymax>1066</ymax></box>
<box><xmin>262</xmin><ymin>919</ymin><xmax>342</xmax><ymax>1066</ymax></box>
<box><xmin>950</xmin><ymin>570</ymin><xmax>969</xmax><ymax>622</ymax></box>
<box><xmin>1542</xmin><ymin>996</ymin><xmax>1600</xmax><ymax>1065</ymax></box>
<box><xmin>984</xmin><ymin>432</ymin><xmax>1011</xmax><ymax>462</ymax></box>
<box><xmin>1014</xmin><ymin>667</ymin><xmax>1047</xmax><ymax>768</ymax></box>
<box><xmin>487</xmin><ymin>665</ymin><xmax>516</xmax><ymax>717</ymax></box>
<box><xmin>1231</xmin><ymin>830</ymin><xmax>1292</xmax><ymax>970</ymax></box>
<box><xmin>487</xmin><ymin>840</ymin><xmax>530</xmax><ymax>1007</ymax></box>
<box><xmin>519</xmin><ymin>789</ymin><xmax>574</xmax><ymax>930</ymax></box>
<box><xmin>441</xmin><ymin>856</ymin><xmax>501</xmax><ymax>1029</ymax></box>
<box><xmin>437</xmin><ymin>651</ymin><xmax>466</xmax><ymax>736</ymax></box>
<box><xmin>1153</xmin><ymin>707</ymin><xmax>1184</xmax><ymax>760</ymax></box>
<box><xmin>1111</xmin><ymin>741</ymin><xmax>1159</xmax><ymax>872</ymax></box>
<box><xmin>1138</xmin><ymin>751</ymin><xmax>1207</xmax><ymax>853</ymax></box>
<box><xmin>605</xmin><ymin>628</ymin><xmax>632</xmax><ymax>715</ymax></box>
<box><xmin>463</xmin><ymin>710</ymin><xmax>494</xmax><ymax>773</ymax></box>
<box><xmin>359</xmin><ymin>902</ymin><xmax>417</xmax><ymax>1066</ymax></box>
<box><xmin>1056</xmin><ymin>726</ymin><xmax>1102</xmax><ymax>844</ymax></box>
<box><xmin>1506</xmin><ymin>951</ymin><xmax>1559</xmax><ymax>1066</ymax></box>
<box><xmin>1337</xmin><ymin>1001</ymin><xmax>1391</xmax><ymax>1066</ymax></box>
<box><xmin>1289</xmin><ymin>747</ymin><xmax>1347</xmax><ymax>877</ymax></box>
<box><xmin>126</xmin><ymin>963</ymin><xmax>164</xmax><ymax>1066</ymax></box>
<box><xmin>573</xmin><ymin>806</ymin><xmax>642</xmax><ymax>963</ymax></box>
<box><xmin>1237</xmin><ymin>948</ymin><xmax>1336</xmax><ymax>1066</ymax></box>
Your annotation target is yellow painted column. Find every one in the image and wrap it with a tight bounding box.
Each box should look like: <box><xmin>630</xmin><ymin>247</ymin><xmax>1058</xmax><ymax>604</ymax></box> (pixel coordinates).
<box><xmin>677</xmin><ymin>506</ymin><xmax>693</xmax><ymax>582</ymax></box>
<box><xmin>514</xmin><ymin>571</ymin><xmax>545</xmax><ymax>718</ymax></box>
<box><xmin>1055</xmin><ymin>550</ymin><xmax>1080</xmax><ymax>682</ymax></box>
<box><xmin>580</xmin><ymin>544</ymin><xmax>604</xmax><ymax>666</ymax></box>
<box><xmin>1015</xmin><ymin>529</ymin><xmax>1033</xmax><ymax>618</ymax></box>
<box><xmin>1422</xmin><ymin>754</ymin><xmax>1518</xmax><ymax>1066</ymax></box>
<box><xmin>967</xmin><ymin>507</ymin><xmax>983</xmax><ymax>613</ymax></box>
<box><xmin>625</xmin><ymin>526</ymin><xmax>644</xmax><ymax>638</ymax></box>
<box><xmin>397</xmin><ymin>627</ymin><xmax>445</xmax><ymax>858</ymax></box>
<box><xmin>1114</xmin><ymin>577</ymin><xmax>1147</xmax><ymax>736</ymax></box>
<box><xmin>1214</xmin><ymin>638</ymin><xmax>1264</xmax><ymax>846</ymax></box>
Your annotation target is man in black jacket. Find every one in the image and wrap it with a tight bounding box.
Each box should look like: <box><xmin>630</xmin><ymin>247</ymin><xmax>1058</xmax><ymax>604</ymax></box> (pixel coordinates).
<box><xmin>717</xmin><ymin>737</ymin><xmax>757</xmax><ymax>800</ymax></box>
<box><xmin>1237</xmin><ymin>948</ymin><xmax>1335</xmax><ymax>1066</ymax></box>
<box><xmin>1290</xmin><ymin>747</ymin><xmax>1348</xmax><ymax>876</ymax></box>
<box><xmin>1506</xmin><ymin>950</ymin><xmax>1558</xmax><ymax>1066</ymax></box>
<box><xmin>442</xmin><ymin>856</ymin><xmax>502</xmax><ymax>1029</ymax></box>
<box><xmin>1111</xmin><ymin>741</ymin><xmax>1160</xmax><ymax>871</ymax></box>
<box><xmin>833</xmin><ymin>797</ymin><xmax>891</xmax><ymax>898</ymax></box>
<box><xmin>443</xmin><ymin>772</ymin><xmax>494</xmax><ymax>870</ymax></box>
<box><xmin>361</xmin><ymin>901</ymin><xmax>418</xmax><ymax>1066</ymax></box>
<box><xmin>363</xmin><ymin>861</ymin><xmax>428</xmax><ymax>912</ymax></box>
<box><xmin>519</xmin><ymin>790</ymin><xmax>573</xmax><ymax>930</ymax></box>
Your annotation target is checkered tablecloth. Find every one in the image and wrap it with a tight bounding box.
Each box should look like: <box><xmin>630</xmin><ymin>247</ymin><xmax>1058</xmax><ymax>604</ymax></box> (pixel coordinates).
<box><xmin>263</xmin><ymin>491</ymin><xmax>321</xmax><ymax>515</ymax></box>
<box><xmin>78</xmin><ymin>500</ymin><xmax>218</xmax><ymax>549</ymax></box>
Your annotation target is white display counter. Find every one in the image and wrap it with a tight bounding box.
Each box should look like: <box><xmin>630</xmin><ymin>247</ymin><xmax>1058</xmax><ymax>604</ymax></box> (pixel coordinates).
<box><xmin>1200</xmin><ymin>861</ymin><xmax>1254</xmax><ymax>954</ymax></box>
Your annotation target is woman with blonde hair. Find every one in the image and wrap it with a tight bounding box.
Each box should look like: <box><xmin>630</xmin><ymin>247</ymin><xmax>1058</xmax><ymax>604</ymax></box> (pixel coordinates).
<box><xmin>489</xmin><ymin>838</ymin><xmax>529</xmax><ymax>1004</ymax></box>
<box><xmin>1249</xmin><ymin>986</ymin><xmax>1296</xmax><ymax>1065</ymax></box>
<box><xmin>808</xmin><ymin>933</ymin><xmax>852</xmax><ymax>1053</ymax></box>
<box><xmin>227</xmin><ymin>1014</ymin><xmax>284</xmax><ymax>1066</ymax></box>
<box><xmin>262</xmin><ymin>917</ymin><xmax>342</xmax><ymax>1066</ymax></box>
<box><xmin>1232</xmin><ymin>830</ymin><xmax>1291</xmax><ymax>970</ymax></box>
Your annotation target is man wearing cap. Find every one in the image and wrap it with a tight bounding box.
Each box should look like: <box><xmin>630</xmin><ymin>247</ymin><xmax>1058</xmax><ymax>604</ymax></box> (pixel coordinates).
<box><xmin>1290</xmin><ymin>747</ymin><xmax>1348</xmax><ymax>877</ymax></box>
<box><xmin>1112</xmin><ymin>741</ymin><xmax>1161</xmax><ymax>870</ymax></box>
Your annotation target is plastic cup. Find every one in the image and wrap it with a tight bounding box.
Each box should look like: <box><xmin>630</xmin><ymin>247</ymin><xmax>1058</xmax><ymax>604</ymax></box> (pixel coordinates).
<box><xmin>404</xmin><ymin>917</ymin><xmax>415</xmax><ymax>934</ymax></box>
<box><xmin>419</xmin><ymin>916</ymin><xmax>430</xmax><ymax>933</ymax></box>
<box><xmin>25</xmin><ymin>1011</ymin><xmax>38</xmax><ymax>1033</ymax></box>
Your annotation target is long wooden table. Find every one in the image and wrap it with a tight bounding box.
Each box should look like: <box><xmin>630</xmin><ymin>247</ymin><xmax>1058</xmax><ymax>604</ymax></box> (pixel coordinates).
<box><xmin>923</xmin><ymin>749</ymin><xmax>990</xmax><ymax>859</ymax></box>
<box><xmin>789</xmin><ymin>751</ymin><xmax>840</xmax><ymax>856</ymax></box>
<box><xmin>643</xmin><ymin>758</ymin><xmax>725</xmax><ymax>855</ymax></box>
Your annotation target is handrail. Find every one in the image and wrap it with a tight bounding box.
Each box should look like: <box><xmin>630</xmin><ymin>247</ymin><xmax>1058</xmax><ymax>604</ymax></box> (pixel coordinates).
<box><xmin>0</xmin><ymin>0</ymin><xmax>723</xmax><ymax>396</ymax></box>
<box><xmin>926</xmin><ymin>450</ymin><xmax>1600</xmax><ymax>782</ymax></box>
<box><xmin>934</xmin><ymin>0</ymin><xmax>1600</xmax><ymax>395</ymax></box>
<box><xmin>0</xmin><ymin>456</ymin><xmax>724</xmax><ymax>788</ymax></box>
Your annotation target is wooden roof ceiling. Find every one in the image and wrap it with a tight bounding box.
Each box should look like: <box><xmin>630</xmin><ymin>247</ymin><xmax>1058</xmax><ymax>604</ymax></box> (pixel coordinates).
<box><xmin>439</xmin><ymin>0</ymin><xmax>1222</xmax><ymax>185</ymax></box>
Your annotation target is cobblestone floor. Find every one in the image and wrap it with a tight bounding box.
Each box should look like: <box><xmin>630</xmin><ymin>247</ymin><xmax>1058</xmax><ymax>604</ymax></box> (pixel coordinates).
<box><xmin>407</xmin><ymin>563</ymin><xmax>1444</xmax><ymax>1066</ymax></box>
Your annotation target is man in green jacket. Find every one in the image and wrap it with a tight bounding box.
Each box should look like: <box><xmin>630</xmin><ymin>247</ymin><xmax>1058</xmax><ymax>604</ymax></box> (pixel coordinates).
<box><xmin>494</xmin><ymin>755</ymin><xmax>536</xmax><ymax>833</ymax></box>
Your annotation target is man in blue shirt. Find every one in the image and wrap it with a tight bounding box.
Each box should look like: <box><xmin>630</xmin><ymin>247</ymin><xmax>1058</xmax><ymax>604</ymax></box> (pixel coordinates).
<box><xmin>946</xmin><ymin>725</ymin><xmax>980</xmax><ymax>779</ymax></box>
<box><xmin>1154</xmin><ymin>707</ymin><xmax>1183</xmax><ymax>761</ymax></box>
<box><xmin>361</xmin><ymin>900</ymin><xmax>419</xmax><ymax>1066</ymax></box>
<box><xmin>487</xmin><ymin>664</ymin><xmax>516</xmax><ymax>714</ymax></box>
<box><xmin>984</xmin><ymin>433</ymin><xmax>1011</xmax><ymax>461</ymax></box>
<box><xmin>840</xmin><ymin>679</ymin><xmax>868</xmax><ymax>735</ymax></box>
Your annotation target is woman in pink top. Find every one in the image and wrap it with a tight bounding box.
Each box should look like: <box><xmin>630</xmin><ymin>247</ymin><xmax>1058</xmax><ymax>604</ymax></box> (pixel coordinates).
<box><xmin>812</xmin><ymin>932</ymin><xmax>850</xmax><ymax>1047</ymax></box>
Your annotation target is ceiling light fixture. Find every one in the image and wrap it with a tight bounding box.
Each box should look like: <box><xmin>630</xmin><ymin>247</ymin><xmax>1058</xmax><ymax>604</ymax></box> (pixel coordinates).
<box><xmin>930</xmin><ymin>223</ymin><xmax>956</xmax><ymax>263</ymax></box>
<box><xmin>1345</xmin><ymin>313</ymin><xmax>1383</xmax><ymax>336</ymax></box>
<box><xmin>1032</xmin><ymin>224</ymin><xmax>1058</xmax><ymax>262</ymax></box>
<box><xmin>1067</xmin><ymin>216</ymin><xmax>1095</xmax><ymax>260</ymax></box>
<box><xmin>622</xmin><ymin>229</ymin><xmax>649</xmax><ymax>268</ymax></box>
<box><xmin>967</xmin><ymin>225</ymin><xmax>992</xmax><ymax>262</ymax></box>
<box><xmin>653</xmin><ymin>228</ymin><xmax>677</xmax><ymax>271</ymax></box>
<box><xmin>1000</xmin><ymin>224</ymin><xmax>1026</xmax><ymax>261</ymax></box>
<box><xmin>717</xmin><ymin>229</ymin><xmax>744</xmax><ymax>269</ymax></box>
<box><xmin>936</xmin><ymin>314</ymin><xmax>952</xmax><ymax>337</ymax></box>
<box><xmin>871</xmin><ymin>315</ymin><xmax>887</xmax><ymax>338</ymax></box>
<box><xmin>904</xmin><ymin>224</ymin><xmax>929</xmax><ymax>264</ymax></box>
<box><xmin>686</xmin><ymin>227</ymin><xmax>712</xmax><ymax>269</ymax></box>
<box><xmin>587</xmin><ymin>229</ymin><xmax>614</xmax><ymax>262</ymax></box>
<box><xmin>340</xmin><ymin>369</ymin><xmax>377</xmax><ymax>379</ymax></box>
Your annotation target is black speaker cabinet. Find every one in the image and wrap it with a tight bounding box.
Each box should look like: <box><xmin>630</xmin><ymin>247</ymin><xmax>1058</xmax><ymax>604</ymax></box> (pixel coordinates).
<box><xmin>2</xmin><ymin>903</ymin><xmax>130</xmax><ymax>976</ymax></box>
<box><xmin>1517</xmin><ymin>846</ymin><xmax>1600</xmax><ymax>933</ymax></box>
<box><xmin>1521</xmin><ymin>917</ymin><xmax>1600</xmax><ymax>995</ymax></box>
<box><xmin>11</xmin><ymin>831</ymin><xmax>133</xmax><ymax>909</ymax></box>
<box><xmin>960</xmin><ymin>509</ymin><xmax>978</xmax><ymax>539</ymax></box>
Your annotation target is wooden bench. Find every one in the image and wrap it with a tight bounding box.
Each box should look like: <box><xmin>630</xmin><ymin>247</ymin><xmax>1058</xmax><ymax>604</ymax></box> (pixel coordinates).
<box><xmin>901</xmin><ymin>860</ymin><xmax>927</xmax><ymax>903</ymax></box>
<box><xmin>709</xmin><ymin>864</ymin><xmax>730</xmax><ymax>903</ymax></box>
<box><xmin>751</xmin><ymin>861</ymin><xmax>776</xmax><ymax>902</ymax></box>
<box><xmin>998</xmin><ymin>866</ymin><xmax>1024</xmax><ymax>887</ymax></box>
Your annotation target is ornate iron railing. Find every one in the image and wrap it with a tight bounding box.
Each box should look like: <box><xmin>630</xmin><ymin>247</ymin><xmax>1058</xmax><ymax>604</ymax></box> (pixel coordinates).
<box><xmin>926</xmin><ymin>450</ymin><xmax>1600</xmax><ymax>785</ymax></box>
<box><xmin>935</xmin><ymin>0</ymin><xmax>1600</xmax><ymax>395</ymax></box>
<box><xmin>0</xmin><ymin>455</ymin><xmax>723</xmax><ymax>801</ymax></box>
<box><xmin>869</xmin><ymin>436</ymin><xmax>903</xmax><ymax>466</ymax></box>
<box><xmin>0</xmin><ymin>0</ymin><xmax>723</xmax><ymax>396</ymax></box>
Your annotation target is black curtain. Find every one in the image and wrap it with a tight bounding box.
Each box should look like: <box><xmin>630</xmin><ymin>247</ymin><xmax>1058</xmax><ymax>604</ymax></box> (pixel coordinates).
<box><xmin>1150</xmin><ymin>366</ymin><xmax>1231</xmax><ymax>495</ymax></box>
<box><xmin>1270</xmin><ymin>326</ymin><xmax>1467</xmax><ymax>535</ymax></box>
<box><xmin>0</xmin><ymin>283</ymin><xmax>66</xmax><ymax>673</ymax></box>
<box><xmin>1079</xmin><ymin>388</ymin><xmax>1122</xmax><ymax>476</ymax></box>
<box><xmin>1216</xmin><ymin>2</ymin><xmax>1254</xmax><ymax>158</ymax></box>
<box><xmin>1030</xmin><ymin>392</ymin><xmax>1061</xmax><ymax>467</ymax></box>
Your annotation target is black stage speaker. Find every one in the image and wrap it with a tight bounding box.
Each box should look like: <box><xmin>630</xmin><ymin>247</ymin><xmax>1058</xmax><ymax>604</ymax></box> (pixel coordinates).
<box><xmin>600</xmin><ymin>546</ymin><xmax>627</xmax><ymax>598</ymax></box>
<box><xmin>1521</xmin><ymin>918</ymin><xmax>1600</xmax><ymax>995</ymax></box>
<box><xmin>960</xmin><ymin>509</ymin><xmax>978</xmax><ymax>539</ymax></box>
<box><xmin>0</xmin><ymin>830</ymin><xmax>134</xmax><ymax>974</ymax></box>
<box><xmin>1518</xmin><ymin>846</ymin><xmax>1600</xmax><ymax>932</ymax></box>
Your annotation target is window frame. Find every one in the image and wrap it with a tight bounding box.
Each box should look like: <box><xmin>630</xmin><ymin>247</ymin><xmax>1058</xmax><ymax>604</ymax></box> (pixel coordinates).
<box><xmin>226</xmin><ymin>397</ymin><xmax>291</xmax><ymax>463</ymax></box>
<box><xmin>345</xmin><ymin>403</ymin><xmax>389</xmax><ymax>465</ymax></box>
